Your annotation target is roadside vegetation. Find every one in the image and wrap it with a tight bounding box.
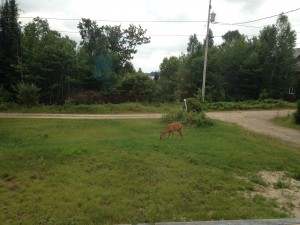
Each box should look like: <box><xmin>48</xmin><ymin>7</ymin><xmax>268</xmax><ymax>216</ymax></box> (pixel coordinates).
<box><xmin>1</xmin><ymin>1</ymin><xmax>299</xmax><ymax>107</ymax></box>
<box><xmin>0</xmin><ymin>99</ymin><xmax>296</xmax><ymax>114</ymax></box>
<box><xmin>1</xmin><ymin>118</ymin><xmax>300</xmax><ymax>225</ymax></box>
<box><xmin>271</xmin><ymin>100</ymin><xmax>300</xmax><ymax>129</ymax></box>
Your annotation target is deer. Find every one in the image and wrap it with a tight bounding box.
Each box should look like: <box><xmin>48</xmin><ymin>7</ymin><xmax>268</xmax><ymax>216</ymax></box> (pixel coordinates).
<box><xmin>160</xmin><ymin>122</ymin><xmax>184</xmax><ymax>140</ymax></box>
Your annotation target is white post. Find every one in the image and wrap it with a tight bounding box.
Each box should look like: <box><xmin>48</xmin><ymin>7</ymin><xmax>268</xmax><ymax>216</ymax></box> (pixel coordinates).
<box><xmin>202</xmin><ymin>0</ymin><xmax>212</xmax><ymax>102</ymax></box>
<box><xmin>184</xmin><ymin>99</ymin><xmax>187</xmax><ymax>111</ymax></box>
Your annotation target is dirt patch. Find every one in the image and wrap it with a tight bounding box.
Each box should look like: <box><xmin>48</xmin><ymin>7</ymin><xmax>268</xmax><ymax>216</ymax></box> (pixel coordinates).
<box><xmin>241</xmin><ymin>171</ymin><xmax>300</xmax><ymax>217</ymax></box>
<box><xmin>207</xmin><ymin>110</ymin><xmax>300</xmax><ymax>147</ymax></box>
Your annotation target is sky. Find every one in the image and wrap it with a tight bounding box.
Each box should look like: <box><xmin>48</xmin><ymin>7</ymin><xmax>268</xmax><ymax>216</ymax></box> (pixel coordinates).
<box><xmin>18</xmin><ymin>0</ymin><xmax>300</xmax><ymax>73</ymax></box>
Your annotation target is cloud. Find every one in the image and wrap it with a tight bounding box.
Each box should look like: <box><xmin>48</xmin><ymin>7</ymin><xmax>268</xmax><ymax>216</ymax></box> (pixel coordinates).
<box><xmin>221</xmin><ymin>0</ymin><xmax>267</xmax><ymax>12</ymax></box>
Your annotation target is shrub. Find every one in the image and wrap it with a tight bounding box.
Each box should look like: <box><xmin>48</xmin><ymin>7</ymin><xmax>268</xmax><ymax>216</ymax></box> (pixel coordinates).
<box><xmin>162</xmin><ymin>108</ymin><xmax>213</xmax><ymax>127</ymax></box>
<box><xmin>70</xmin><ymin>91</ymin><xmax>105</xmax><ymax>104</ymax></box>
<box><xmin>294</xmin><ymin>100</ymin><xmax>300</xmax><ymax>124</ymax></box>
<box><xmin>186</xmin><ymin>97</ymin><xmax>203</xmax><ymax>113</ymax></box>
<box><xmin>0</xmin><ymin>85</ymin><xmax>12</xmax><ymax>103</ymax></box>
<box><xmin>14</xmin><ymin>83</ymin><xmax>40</xmax><ymax>106</ymax></box>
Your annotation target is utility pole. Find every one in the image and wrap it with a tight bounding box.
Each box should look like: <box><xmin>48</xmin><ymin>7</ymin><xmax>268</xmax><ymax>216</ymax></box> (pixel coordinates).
<box><xmin>202</xmin><ymin>0</ymin><xmax>212</xmax><ymax>102</ymax></box>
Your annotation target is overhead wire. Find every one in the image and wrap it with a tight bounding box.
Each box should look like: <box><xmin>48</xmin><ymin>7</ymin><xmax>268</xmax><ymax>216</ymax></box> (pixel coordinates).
<box><xmin>19</xmin><ymin>7</ymin><xmax>300</xmax><ymax>40</ymax></box>
<box><xmin>19</xmin><ymin>7</ymin><xmax>300</xmax><ymax>25</ymax></box>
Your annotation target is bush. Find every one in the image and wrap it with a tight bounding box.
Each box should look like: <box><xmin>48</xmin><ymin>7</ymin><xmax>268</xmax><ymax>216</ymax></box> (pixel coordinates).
<box><xmin>205</xmin><ymin>99</ymin><xmax>295</xmax><ymax>111</ymax></box>
<box><xmin>0</xmin><ymin>85</ymin><xmax>12</xmax><ymax>103</ymax></box>
<box><xmin>162</xmin><ymin>108</ymin><xmax>213</xmax><ymax>127</ymax></box>
<box><xmin>294</xmin><ymin>100</ymin><xmax>300</xmax><ymax>124</ymax></box>
<box><xmin>14</xmin><ymin>83</ymin><xmax>40</xmax><ymax>106</ymax></box>
<box><xmin>70</xmin><ymin>91</ymin><xmax>106</xmax><ymax>104</ymax></box>
<box><xmin>186</xmin><ymin>97</ymin><xmax>203</xmax><ymax>113</ymax></box>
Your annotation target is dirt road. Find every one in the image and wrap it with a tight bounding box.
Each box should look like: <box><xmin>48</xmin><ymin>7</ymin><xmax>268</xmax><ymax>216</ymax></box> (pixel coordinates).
<box><xmin>0</xmin><ymin>113</ymin><xmax>163</xmax><ymax>119</ymax></box>
<box><xmin>1</xmin><ymin>110</ymin><xmax>299</xmax><ymax>147</ymax></box>
<box><xmin>207</xmin><ymin>109</ymin><xmax>300</xmax><ymax>147</ymax></box>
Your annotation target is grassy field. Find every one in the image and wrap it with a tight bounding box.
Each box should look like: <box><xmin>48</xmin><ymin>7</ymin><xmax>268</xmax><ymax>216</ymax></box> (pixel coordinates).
<box><xmin>1</xmin><ymin>118</ymin><xmax>300</xmax><ymax>225</ymax></box>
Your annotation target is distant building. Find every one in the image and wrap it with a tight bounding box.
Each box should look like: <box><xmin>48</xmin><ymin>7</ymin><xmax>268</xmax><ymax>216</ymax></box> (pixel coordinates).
<box><xmin>293</xmin><ymin>48</ymin><xmax>300</xmax><ymax>98</ymax></box>
<box><xmin>294</xmin><ymin>48</ymin><xmax>300</xmax><ymax>75</ymax></box>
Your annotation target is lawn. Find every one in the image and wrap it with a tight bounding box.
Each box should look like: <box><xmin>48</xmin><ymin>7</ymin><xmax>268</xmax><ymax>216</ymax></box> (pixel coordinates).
<box><xmin>0</xmin><ymin>118</ymin><xmax>300</xmax><ymax>225</ymax></box>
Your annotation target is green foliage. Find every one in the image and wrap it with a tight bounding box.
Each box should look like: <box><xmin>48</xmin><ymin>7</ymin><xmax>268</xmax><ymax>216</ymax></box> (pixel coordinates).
<box><xmin>205</xmin><ymin>99</ymin><xmax>295</xmax><ymax>111</ymax></box>
<box><xmin>292</xmin><ymin>169</ymin><xmax>300</xmax><ymax>181</ymax></box>
<box><xmin>78</xmin><ymin>19</ymin><xmax>150</xmax><ymax>75</ymax></box>
<box><xmin>257</xmin><ymin>15</ymin><xmax>296</xmax><ymax>99</ymax></box>
<box><xmin>69</xmin><ymin>91</ymin><xmax>106</xmax><ymax>104</ymax></box>
<box><xmin>250</xmin><ymin>175</ymin><xmax>268</xmax><ymax>187</ymax></box>
<box><xmin>20</xmin><ymin>18</ymin><xmax>78</xmax><ymax>104</ymax></box>
<box><xmin>186</xmin><ymin>97</ymin><xmax>203</xmax><ymax>112</ymax></box>
<box><xmin>0</xmin><ymin>85</ymin><xmax>12</xmax><ymax>103</ymax></box>
<box><xmin>116</xmin><ymin>73</ymin><xmax>158</xmax><ymax>102</ymax></box>
<box><xmin>0</xmin><ymin>0</ymin><xmax>21</xmax><ymax>91</ymax></box>
<box><xmin>158</xmin><ymin>56</ymin><xmax>182</xmax><ymax>102</ymax></box>
<box><xmin>162</xmin><ymin>108</ymin><xmax>213</xmax><ymax>127</ymax></box>
<box><xmin>259</xmin><ymin>89</ymin><xmax>271</xmax><ymax>100</ymax></box>
<box><xmin>14</xmin><ymin>83</ymin><xmax>40</xmax><ymax>106</ymax></box>
<box><xmin>0</xmin><ymin>2</ymin><xmax>297</xmax><ymax>105</ymax></box>
<box><xmin>273</xmin><ymin>181</ymin><xmax>290</xmax><ymax>189</ymax></box>
<box><xmin>293</xmin><ymin>100</ymin><xmax>300</xmax><ymax>124</ymax></box>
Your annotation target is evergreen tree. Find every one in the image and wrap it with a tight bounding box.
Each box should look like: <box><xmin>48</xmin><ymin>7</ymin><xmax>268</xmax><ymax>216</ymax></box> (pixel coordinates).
<box><xmin>257</xmin><ymin>14</ymin><xmax>296</xmax><ymax>98</ymax></box>
<box><xmin>0</xmin><ymin>0</ymin><xmax>21</xmax><ymax>91</ymax></box>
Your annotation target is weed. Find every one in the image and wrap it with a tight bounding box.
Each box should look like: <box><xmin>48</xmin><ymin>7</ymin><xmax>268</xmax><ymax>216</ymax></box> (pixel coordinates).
<box><xmin>251</xmin><ymin>175</ymin><xmax>268</xmax><ymax>187</ymax></box>
<box><xmin>273</xmin><ymin>181</ymin><xmax>290</xmax><ymax>189</ymax></box>
<box><xmin>292</xmin><ymin>169</ymin><xmax>300</xmax><ymax>181</ymax></box>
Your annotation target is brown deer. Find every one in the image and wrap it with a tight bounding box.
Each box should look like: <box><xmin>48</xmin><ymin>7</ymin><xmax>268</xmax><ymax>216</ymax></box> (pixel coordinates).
<box><xmin>160</xmin><ymin>122</ymin><xmax>183</xmax><ymax>140</ymax></box>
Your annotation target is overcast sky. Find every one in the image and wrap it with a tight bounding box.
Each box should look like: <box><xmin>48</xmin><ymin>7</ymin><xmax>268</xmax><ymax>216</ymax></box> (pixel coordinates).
<box><xmin>18</xmin><ymin>0</ymin><xmax>300</xmax><ymax>73</ymax></box>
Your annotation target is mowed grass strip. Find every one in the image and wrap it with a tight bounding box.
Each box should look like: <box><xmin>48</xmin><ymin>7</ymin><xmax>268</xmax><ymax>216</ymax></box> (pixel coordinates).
<box><xmin>0</xmin><ymin>118</ymin><xmax>300</xmax><ymax>225</ymax></box>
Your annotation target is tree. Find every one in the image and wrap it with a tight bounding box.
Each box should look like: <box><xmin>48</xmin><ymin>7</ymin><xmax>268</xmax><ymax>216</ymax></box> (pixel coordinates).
<box><xmin>257</xmin><ymin>14</ymin><xmax>296</xmax><ymax>98</ymax></box>
<box><xmin>221</xmin><ymin>30</ymin><xmax>245</xmax><ymax>45</ymax></box>
<box><xmin>217</xmin><ymin>36</ymin><xmax>261</xmax><ymax>100</ymax></box>
<box><xmin>203</xmin><ymin>29</ymin><xmax>214</xmax><ymax>48</ymax></box>
<box><xmin>187</xmin><ymin>34</ymin><xmax>202</xmax><ymax>55</ymax></box>
<box><xmin>77</xmin><ymin>19</ymin><xmax>150</xmax><ymax>78</ymax></box>
<box><xmin>117</xmin><ymin>73</ymin><xmax>158</xmax><ymax>102</ymax></box>
<box><xmin>19</xmin><ymin>18</ymin><xmax>78</xmax><ymax>104</ymax></box>
<box><xmin>14</xmin><ymin>82</ymin><xmax>40</xmax><ymax>106</ymax></box>
<box><xmin>0</xmin><ymin>0</ymin><xmax>21</xmax><ymax>92</ymax></box>
<box><xmin>158</xmin><ymin>56</ymin><xmax>182</xmax><ymax>101</ymax></box>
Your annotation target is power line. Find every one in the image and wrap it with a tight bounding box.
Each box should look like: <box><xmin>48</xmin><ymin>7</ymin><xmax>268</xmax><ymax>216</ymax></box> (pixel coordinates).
<box><xmin>230</xmin><ymin>7</ymin><xmax>300</xmax><ymax>25</ymax></box>
<box><xmin>213</xmin><ymin>22</ymin><xmax>262</xmax><ymax>29</ymax></box>
<box><xmin>19</xmin><ymin>7</ymin><xmax>300</xmax><ymax>25</ymax></box>
<box><xmin>19</xmin><ymin>16</ymin><xmax>207</xmax><ymax>23</ymax></box>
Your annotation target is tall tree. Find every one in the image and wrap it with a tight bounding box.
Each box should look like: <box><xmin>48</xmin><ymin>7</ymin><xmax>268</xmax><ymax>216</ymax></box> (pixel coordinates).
<box><xmin>257</xmin><ymin>14</ymin><xmax>296</xmax><ymax>98</ymax></box>
<box><xmin>0</xmin><ymin>0</ymin><xmax>21</xmax><ymax>91</ymax></box>
<box><xmin>218</xmin><ymin>33</ymin><xmax>261</xmax><ymax>100</ymax></box>
<box><xmin>187</xmin><ymin>34</ymin><xmax>202</xmax><ymax>55</ymax></box>
<box><xmin>77</xmin><ymin>19</ymin><xmax>150</xmax><ymax>78</ymax></box>
<box><xmin>158</xmin><ymin>56</ymin><xmax>182</xmax><ymax>101</ymax></box>
<box><xmin>19</xmin><ymin>18</ymin><xmax>78</xmax><ymax>104</ymax></box>
<box><xmin>221</xmin><ymin>30</ymin><xmax>245</xmax><ymax>45</ymax></box>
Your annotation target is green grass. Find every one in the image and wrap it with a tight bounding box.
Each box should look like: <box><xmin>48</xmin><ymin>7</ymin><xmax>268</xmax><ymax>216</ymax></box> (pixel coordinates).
<box><xmin>1</xmin><ymin>118</ymin><xmax>300</xmax><ymax>225</ymax></box>
<box><xmin>271</xmin><ymin>114</ymin><xmax>300</xmax><ymax>131</ymax></box>
<box><xmin>0</xmin><ymin>102</ymin><xmax>176</xmax><ymax>114</ymax></box>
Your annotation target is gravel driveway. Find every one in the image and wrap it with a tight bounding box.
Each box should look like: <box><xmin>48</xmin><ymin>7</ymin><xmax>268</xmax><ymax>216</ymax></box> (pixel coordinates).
<box><xmin>206</xmin><ymin>109</ymin><xmax>300</xmax><ymax>147</ymax></box>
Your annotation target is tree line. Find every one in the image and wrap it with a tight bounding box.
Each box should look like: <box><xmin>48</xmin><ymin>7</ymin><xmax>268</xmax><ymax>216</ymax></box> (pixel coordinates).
<box><xmin>0</xmin><ymin>0</ymin><xmax>298</xmax><ymax>105</ymax></box>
